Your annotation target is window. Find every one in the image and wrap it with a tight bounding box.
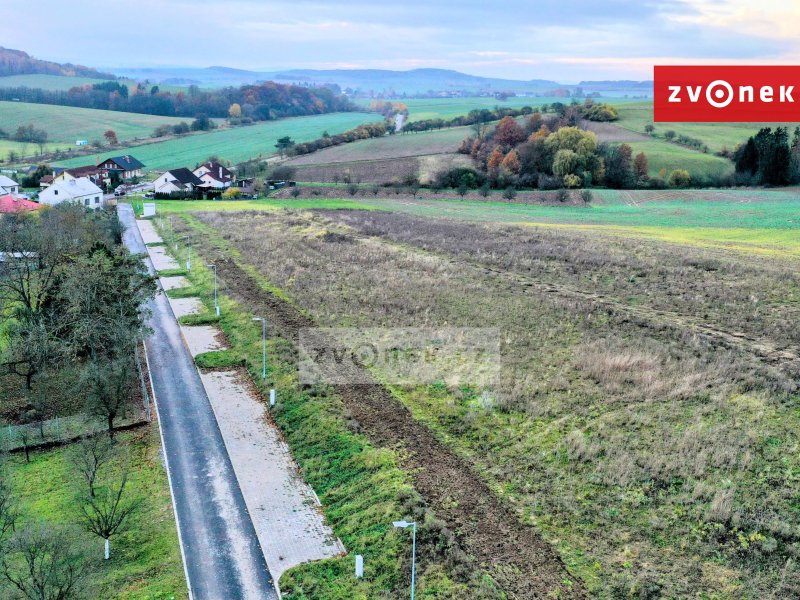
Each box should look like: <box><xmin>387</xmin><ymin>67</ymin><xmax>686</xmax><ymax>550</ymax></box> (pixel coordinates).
<box><xmin>54</xmin><ymin>190</ymin><xmax>58</xmax><ymax>196</ymax></box>
<box><xmin>95</xmin><ymin>197</ymin><xmax>100</xmax><ymax>204</ymax></box>
<box><xmin>84</xmin><ymin>198</ymin><xmax>90</xmax><ymax>206</ymax></box>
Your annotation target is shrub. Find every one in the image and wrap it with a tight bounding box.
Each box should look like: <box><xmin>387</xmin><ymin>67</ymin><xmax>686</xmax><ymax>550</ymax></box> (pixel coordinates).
<box><xmin>222</xmin><ymin>188</ymin><xmax>241</xmax><ymax>199</ymax></box>
<box><xmin>347</xmin><ymin>183</ymin><xmax>359</xmax><ymax>196</ymax></box>
<box><xmin>479</xmin><ymin>183</ymin><xmax>491</xmax><ymax>198</ymax></box>
<box><xmin>556</xmin><ymin>188</ymin><xmax>569</xmax><ymax>202</ymax></box>
<box><xmin>563</xmin><ymin>173</ymin><xmax>582</xmax><ymax>188</ymax></box>
<box><xmin>502</xmin><ymin>186</ymin><xmax>517</xmax><ymax>200</ymax></box>
<box><xmin>290</xmin><ymin>186</ymin><xmax>301</xmax><ymax>198</ymax></box>
<box><xmin>457</xmin><ymin>182</ymin><xmax>469</xmax><ymax>197</ymax></box>
<box><xmin>580</xmin><ymin>189</ymin><xmax>593</xmax><ymax>203</ymax></box>
<box><xmin>668</xmin><ymin>169</ymin><xmax>692</xmax><ymax>188</ymax></box>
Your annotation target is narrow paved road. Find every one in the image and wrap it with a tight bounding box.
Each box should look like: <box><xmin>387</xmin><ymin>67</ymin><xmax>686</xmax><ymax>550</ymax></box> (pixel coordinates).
<box><xmin>119</xmin><ymin>205</ymin><xmax>278</xmax><ymax>600</ymax></box>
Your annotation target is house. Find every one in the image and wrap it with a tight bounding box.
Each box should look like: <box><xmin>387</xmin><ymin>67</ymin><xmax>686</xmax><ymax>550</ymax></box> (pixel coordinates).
<box><xmin>153</xmin><ymin>168</ymin><xmax>204</xmax><ymax>194</ymax></box>
<box><xmin>39</xmin><ymin>167</ymin><xmax>67</xmax><ymax>189</ymax></box>
<box><xmin>0</xmin><ymin>195</ymin><xmax>40</xmax><ymax>213</ymax></box>
<box><xmin>38</xmin><ymin>178</ymin><xmax>104</xmax><ymax>209</ymax></box>
<box><xmin>97</xmin><ymin>155</ymin><xmax>145</xmax><ymax>180</ymax></box>
<box><xmin>0</xmin><ymin>175</ymin><xmax>21</xmax><ymax>196</ymax></box>
<box><xmin>53</xmin><ymin>165</ymin><xmax>105</xmax><ymax>188</ymax></box>
<box><xmin>193</xmin><ymin>161</ymin><xmax>233</xmax><ymax>189</ymax></box>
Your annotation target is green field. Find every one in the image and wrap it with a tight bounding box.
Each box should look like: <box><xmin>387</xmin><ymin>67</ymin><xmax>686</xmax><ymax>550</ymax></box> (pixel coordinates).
<box><xmin>0</xmin><ymin>100</ymin><xmax>196</xmax><ymax>144</ymax></box>
<box><xmin>626</xmin><ymin>139</ymin><xmax>735</xmax><ymax>179</ymax></box>
<box><xmin>358</xmin><ymin>96</ymin><xmax>639</xmax><ymax>123</ymax></box>
<box><xmin>57</xmin><ymin>112</ymin><xmax>381</xmax><ymax>171</ymax></box>
<box><xmin>0</xmin><ymin>74</ymin><xmax>112</xmax><ymax>91</ymax></box>
<box><xmin>617</xmin><ymin>101</ymin><xmax>800</xmax><ymax>153</ymax></box>
<box><xmin>0</xmin><ymin>138</ymin><xmax>72</xmax><ymax>158</ymax></box>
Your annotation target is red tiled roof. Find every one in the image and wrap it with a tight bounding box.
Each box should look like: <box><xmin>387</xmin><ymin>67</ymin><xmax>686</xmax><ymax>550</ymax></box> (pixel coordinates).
<box><xmin>0</xmin><ymin>195</ymin><xmax>40</xmax><ymax>213</ymax></box>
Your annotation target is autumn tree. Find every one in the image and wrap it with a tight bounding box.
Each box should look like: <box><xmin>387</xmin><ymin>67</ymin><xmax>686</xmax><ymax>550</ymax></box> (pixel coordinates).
<box><xmin>633</xmin><ymin>152</ymin><xmax>649</xmax><ymax>180</ymax></box>
<box><xmin>604</xmin><ymin>143</ymin><xmax>634</xmax><ymax>189</ymax></box>
<box><xmin>487</xmin><ymin>147</ymin><xmax>504</xmax><ymax>174</ymax></box>
<box><xmin>103</xmin><ymin>130</ymin><xmax>118</xmax><ymax>146</ymax></box>
<box><xmin>500</xmin><ymin>150</ymin><xmax>521</xmax><ymax>174</ymax></box>
<box><xmin>493</xmin><ymin>116</ymin><xmax>527</xmax><ymax>147</ymax></box>
<box><xmin>228</xmin><ymin>103</ymin><xmax>242</xmax><ymax>119</ymax></box>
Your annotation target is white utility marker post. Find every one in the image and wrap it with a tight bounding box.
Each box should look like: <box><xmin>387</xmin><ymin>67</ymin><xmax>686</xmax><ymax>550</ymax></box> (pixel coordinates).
<box><xmin>355</xmin><ymin>554</ymin><xmax>364</xmax><ymax>578</ymax></box>
<box><xmin>207</xmin><ymin>263</ymin><xmax>219</xmax><ymax>316</ymax></box>
<box><xmin>252</xmin><ymin>317</ymin><xmax>267</xmax><ymax>380</ymax></box>
<box><xmin>393</xmin><ymin>520</ymin><xmax>417</xmax><ymax>600</ymax></box>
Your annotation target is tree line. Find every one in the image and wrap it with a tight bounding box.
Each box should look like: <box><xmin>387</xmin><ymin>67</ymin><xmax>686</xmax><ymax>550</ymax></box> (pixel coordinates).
<box><xmin>734</xmin><ymin>127</ymin><xmax>800</xmax><ymax>186</ymax></box>
<box><xmin>0</xmin><ymin>79</ymin><xmax>358</xmax><ymax>120</ymax></box>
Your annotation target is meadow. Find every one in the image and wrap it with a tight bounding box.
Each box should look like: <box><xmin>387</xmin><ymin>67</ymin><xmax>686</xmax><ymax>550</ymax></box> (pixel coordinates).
<box><xmin>4</xmin><ymin>427</ymin><xmax>188</xmax><ymax>598</ymax></box>
<box><xmin>616</xmin><ymin>101</ymin><xmax>799</xmax><ymax>153</ymax></box>
<box><xmin>57</xmin><ymin>112</ymin><xmax>381</xmax><ymax>171</ymax></box>
<box><xmin>166</xmin><ymin>200</ymin><xmax>800</xmax><ymax>598</ymax></box>
<box><xmin>0</xmin><ymin>74</ymin><xmax>111</xmax><ymax>91</ymax></box>
<box><xmin>0</xmin><ymin>100</ymin><xmax>196</xmax><ymax>145</ymax></box>
<box><xmin>358</xmin><ymin>96</ymin><xmax>640</xmax><ymax>122</ymax></box>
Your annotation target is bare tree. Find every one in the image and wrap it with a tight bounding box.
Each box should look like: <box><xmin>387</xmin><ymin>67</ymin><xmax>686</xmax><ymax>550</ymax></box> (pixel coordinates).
<box><xmin>0</xmin><ymin>471</ymin><xmax>17</xmax><ymax>543</ymax></box>
<box><xmin>70</xmin><ymin>435</ymin><xmax>116</xmax><ymax>498</ymax></box>
<box><xmin>1</xmin><ymin>525</ymin><xmax>92</xmax><ymax>600</ymax></box>
<box><xmin>79</xmin><ymin>469</ymin><xmax>140</xmax><ymax>560</ymax></box>
<box><xmin>81</xmin><ymin>357</ymin><xmax>134</xmax><ymax>439</ymax></box>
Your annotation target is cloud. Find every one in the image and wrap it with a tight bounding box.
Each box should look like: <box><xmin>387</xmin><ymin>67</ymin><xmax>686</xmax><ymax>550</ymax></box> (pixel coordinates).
<box><xmin>0</xmin><ymin>0</ymin><xmax>797</xmax><ymax>80</ymax></box>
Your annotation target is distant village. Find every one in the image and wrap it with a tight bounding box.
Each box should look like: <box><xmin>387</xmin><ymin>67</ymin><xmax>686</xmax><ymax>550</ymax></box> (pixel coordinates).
<box><xmin>0</xmin><ymin>154</ymin><xmax>260</xmax><ymax>213</ymax></box>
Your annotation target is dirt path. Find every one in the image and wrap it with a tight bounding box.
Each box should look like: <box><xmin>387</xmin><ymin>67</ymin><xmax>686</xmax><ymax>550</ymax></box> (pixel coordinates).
<box><xmin>173</xmin><ymin>220</ymin><xmax>587</xmax><ymax>600</ymax></box>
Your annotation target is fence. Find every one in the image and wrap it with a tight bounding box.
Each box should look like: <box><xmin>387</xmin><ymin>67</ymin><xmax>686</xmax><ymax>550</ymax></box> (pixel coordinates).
<box><xmin>1</xmin><ymin>345</ymin><xmax>153</xmax><ymax>454</ymax></box>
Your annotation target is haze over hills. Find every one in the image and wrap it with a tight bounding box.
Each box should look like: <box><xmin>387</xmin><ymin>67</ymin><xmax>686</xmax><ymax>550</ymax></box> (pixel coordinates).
<box><xmin>0</xmin><ymin>47</ymin><xmax>115</xmax><ymax>79</ymax></box>
<box><xmin>111</xmin><ymin>65</ymin><xmax>653</xmax><ymax>97</ymax></box>
<box><xmin>0</xmin><ymin>47</ymin><xmax>653</xmax><ymax>98</ymax></box>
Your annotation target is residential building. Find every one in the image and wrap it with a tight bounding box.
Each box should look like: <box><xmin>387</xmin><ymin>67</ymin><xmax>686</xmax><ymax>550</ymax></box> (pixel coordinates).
<box><xmin>97</xmin><ymin>155</ymin><xmax>145</xmax><ymax>180</ymax></box>
<box><xmin>0</xmin><ymin>175</ymin><xmax>20</xmax><ymax>196</ymax></box>
<box><xmin>52</xmin><ymin>165</ymin><xmax>105</xmax><ymax>188</ymax></box>
<box><xmin>0</xmin><ymin>194</ymin><xmax>40</xmax><ymax>213</ymax></box>
<box><xmin>193</xmin><ymin>160</ymin><xmax>233</xmax><ymax>188</ymax></box>
<box><xmin>38</xmin><ymin>177</ymin><xmax>104</xmax><ymax>209</ymax></box>
<box><xmin>153</xmin><ymin>168</ymin><xmax>204</xmax><ymax>194</ymax></box>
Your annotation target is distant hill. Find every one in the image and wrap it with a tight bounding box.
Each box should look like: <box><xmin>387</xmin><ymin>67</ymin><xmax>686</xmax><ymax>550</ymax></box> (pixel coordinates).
<box><xmin>0</xmin><ymin>47</ymin><xmax>115</xmax><ymax>79</ymax></box>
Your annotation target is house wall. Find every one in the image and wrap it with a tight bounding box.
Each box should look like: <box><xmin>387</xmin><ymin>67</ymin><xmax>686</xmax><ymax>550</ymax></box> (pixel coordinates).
<box><xmin>38</xmin><ymin>189</ymin><xmax>103</xmax><ymax>209</ymax></box>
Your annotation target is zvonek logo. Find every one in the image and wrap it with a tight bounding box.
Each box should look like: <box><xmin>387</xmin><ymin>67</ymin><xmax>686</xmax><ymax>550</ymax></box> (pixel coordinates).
<box><xmin>654</xmin><ymin>66</ymin><xmax>800</xmax><ymax>122</ymax></box>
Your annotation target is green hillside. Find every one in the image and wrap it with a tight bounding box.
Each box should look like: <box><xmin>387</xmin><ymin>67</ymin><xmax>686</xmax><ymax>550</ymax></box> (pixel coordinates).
<box><xmin>57</xmin><ymin>112</ymin><xmax>381</xmax><ymax>171</ymax></box>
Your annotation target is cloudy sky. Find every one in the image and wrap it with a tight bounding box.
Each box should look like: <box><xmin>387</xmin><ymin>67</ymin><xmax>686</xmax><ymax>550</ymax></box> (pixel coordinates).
<box><xmin>2</xmin><ymin>0</ymin><xmax>798</xmax><ymax>81</ymax></box>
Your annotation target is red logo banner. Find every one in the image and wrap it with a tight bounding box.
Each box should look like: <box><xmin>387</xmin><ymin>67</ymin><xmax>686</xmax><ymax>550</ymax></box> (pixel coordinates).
<box><xmin>654</xmin><ymin>66</ymin><xmax>800</xmax><ymax>122</ymax></box>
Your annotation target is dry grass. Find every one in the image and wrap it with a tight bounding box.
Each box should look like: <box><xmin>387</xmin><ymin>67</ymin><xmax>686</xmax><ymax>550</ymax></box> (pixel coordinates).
<box><xmin>191</xmin><ymin>208</ymin><xmax>800</xmax><ymax>598</ymax></box>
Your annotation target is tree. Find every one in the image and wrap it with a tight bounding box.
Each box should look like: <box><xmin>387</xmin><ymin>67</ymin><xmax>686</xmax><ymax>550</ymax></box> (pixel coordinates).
<box><xmin>502</xmin><ymin>186</ymin><xmax>517</xmax><ymax>200</ymax></box>
<box><xmin>604</xmin><ymin>143</ymin><xmax>634</xmax><ymax>189</ymax></box>
<box><xmin>580</xmin><ymin>189</ymin><xmax>593</xmax><ymax>204</ymax></box>
<box><xmin>644</xmin><ymin>124</ymin><xmax>655</xmax><ymax>135</ymax></box>
<box><xmin>79</xmin><ymin>469</ymin><xmax>140</xmax><ymax>559</ymax></box>
<box><xmin>103</xmin><ymin>130</ymin><xmax>118</xmax><ymax>146</ymax></box>
<box><xmin>668</xmin><ymin>169</ymin><xmax>691</xmax><ymax>188</ymax></box>
<box><xmin>493</xmin><ymin>116</ymin><xmax>527</xmax><ymax>147</ymax></box>
<box><xmin>222</xmin><ymin>187</ymin><xmax>241</xmax><ymax>199</ymax></box>
<box><xmin>1</xmin><ymin>525</ymin><xmax>92</xmax><ymax>600</ymax></box>
<box><xmin>500</xmin><ymin>150</ymin><xmax>521</xmax><ymax>174</ymax></box>
<box><xmin>228</xmin><ymin>103</ymin><xmax>242</xmax><ymax>119</ymax></box>
<box><xmin>0</xmin><ymin>471</ymin><xmax>17</xmax><ymax>543</ymax></box>
<box><xmin>81</xmin><ymin>357</ymin><xmax>134</xmax><ymax>439</ymax></box>
<box><xmin>191</xmin><ymin>114</ymin><xmax>213</xmax><ymax>131</ymax></box>
<box><xmin>664</xmin><ymin>130</ymin><xmax>676</xmax><ymax>141</ymax></box>
<box><xmin>457</xmin><ymin>182</ymin><xmax>468</xmax><ymax>197</ymax></box>
<box><xmin>70</xmin><ymin>435</ymin><xmax>115</xmax><ymax>498</ymax></box>
<box><xmin>275</xmin><ymin>136</ymin><xmax>295</xmax><ymax>158</ymax></box>
<box><xmin>487</xmin><ymin>147</ymin><xmax>504</xmax><ymax>174</ymax></box>
<box><xmin>553</xmin><ymin>149</ymin><xmax>581</xmax><ymax>180</ymax></box>
<box><xmin>633</xmin><ymin>152</ymin><xmax>649</xmax><ymax>180</ymax></box>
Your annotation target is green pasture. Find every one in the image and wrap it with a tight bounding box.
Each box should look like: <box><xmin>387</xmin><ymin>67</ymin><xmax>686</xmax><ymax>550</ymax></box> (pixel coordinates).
<box><xmin>57</xmin><ymin>112</ymin><xmax>381</xmax><ymax>171</ymax></box>
<box><xmin>616</xmin><ymin>101</ymin><xmax>800</xmax><ymax>153</ymax></box>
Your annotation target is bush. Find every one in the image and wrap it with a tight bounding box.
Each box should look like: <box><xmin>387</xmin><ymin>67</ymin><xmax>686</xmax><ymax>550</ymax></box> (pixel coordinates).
<box><xmin>347</xmin><ymin>183</ymin><xmax>359</xmax><ymax>196</ymax></box>
<box><xmin>580</xmin><ymin>189</ymin><xmax>593</xmax><ymax>203</ymax></box>
<box><xmin>270</xmin><ymin>165</ymin><xmax>297</xmax><ymax>181</ymax></box>
<box><xmin>537</xmin><ymin>174</ymin><xmax>562</xmax><ymax>190</ymax></box>
<box><xmin>479</xmin><ymin>183</ymin><xmax>491</xmax><ymax>198</ymax></box>
<box><xmin>668</xmin><ymin>169</ymin><xmax>692</xmax><ymax>188</ymax></box>
<box><xmin>502</xmin><ymin>187</ymin><xmax>517</xmax><ymax>200</ymax></box>
<box><xmin>556</xmin><ymin>188</ymin><xmax>569</xmax><ymax>202</ymax></box>
<box><xmin>563</xmin><ymin>173</ymin><xmax>582</xmax><ymax>189</ymax></box>
<box><xmin>290</xmin><ymin>186</ymin><xmax>301</xmax><ymax>198</ymax></box>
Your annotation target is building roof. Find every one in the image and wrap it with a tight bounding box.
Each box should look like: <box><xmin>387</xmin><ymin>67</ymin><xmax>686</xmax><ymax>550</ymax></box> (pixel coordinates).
<box><xmin>100</xmin><ymin>155</ymin><xmax>145</xmax><ymax>171</ymax></box>
<box><xmin>0</xmin><ymin>195</ymin><xmax>40</xmax><ymax>213</ymax></box>
<box><xmin>0</xmin><ymin>175</ymin><xmax>19</xmax><ymax>188</ymax></box>
<box><xmin>166</xmin><ymin>168</ymin><xmax>203</xmax><ymax>186</ymax></box>
<box><xmin>65</xmin><ymin>165</ymin><xmax>101</xmax><ymax>178</ymax></box>
<box><xmin>194</xmin><ymin>161</ymin><xmax>233</xmax><ymax>182</ymax></box>
<box><xmin>45</xmin><ymin>177</ymin><xmax>103</xmax><ymax>198</ymax></box>
<box><xmin>39</xmin><ymin>175</ymin><xmax>54</xmax><ymax>184</ymax></box>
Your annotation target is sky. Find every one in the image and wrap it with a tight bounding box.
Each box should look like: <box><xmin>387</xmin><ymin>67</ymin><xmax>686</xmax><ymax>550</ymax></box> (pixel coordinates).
<box><xmin>2</xmin><ymin>0</ymin><xmax>799</xmax><ymax>82</ymax></box>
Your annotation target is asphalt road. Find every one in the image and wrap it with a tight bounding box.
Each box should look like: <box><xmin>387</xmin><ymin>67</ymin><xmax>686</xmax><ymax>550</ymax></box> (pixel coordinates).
<box><xmin>119</xmin><ymin>204</ymin><xmax>278</xmax><ymax>600</ymax></box>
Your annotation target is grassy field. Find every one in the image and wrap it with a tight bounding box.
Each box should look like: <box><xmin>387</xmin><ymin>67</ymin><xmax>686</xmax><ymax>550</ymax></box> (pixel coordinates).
<box><xmin>617</xmin><ymin>101</ymin><xmax>800</xmax><ymax>153</ymax></box>
<box><xmin>5</xmin><ymin>427</ymin><xmax>188</xmax><ymax>599</ymax></box>
<box><xmin>0</xmin><ymin>74</ymin><xmax>112</xmax><ymax>91</ymax></box>
<box><xmin>358</xmin><ymin>96</ymin><xmax>640</xmax><ymax>123</ymax></box>
<box><xmin>0</xmin><ymin>100</ymin><xmax>195</xmax><ymax>144</ymax></box>
<box><xmin>57</xmin><ymin>112</ymin><xmax>381</xmax><ymax>171</ymax></box>
<box><xmin>169</xmin><ymin>196</ymin><xmax>800</xmax><ymax>598</ymax></box>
